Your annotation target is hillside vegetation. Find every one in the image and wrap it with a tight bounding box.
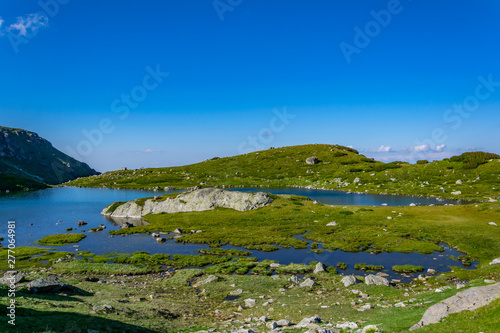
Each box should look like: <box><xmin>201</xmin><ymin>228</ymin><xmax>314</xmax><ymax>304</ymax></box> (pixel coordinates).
<box><xmin>0</xmin><ymin>173</ymin><xmax>48</xmax><ymax>191</ymax></box>
<box><xmin>0</xmin><ymin>126</ymin><xmax>98</xmax><ymax>184</ymax></box>
<box><xmin>67</xmin><ymin>144</ymin><xmax>500</xmax><ymax>201</ymax></box>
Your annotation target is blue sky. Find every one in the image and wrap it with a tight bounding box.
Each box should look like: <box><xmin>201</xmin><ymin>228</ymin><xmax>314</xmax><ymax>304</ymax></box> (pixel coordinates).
<box><xmin>1</xmin><ymin>0</ymin><xmax>499</xmax><ymax>172</ymax></box>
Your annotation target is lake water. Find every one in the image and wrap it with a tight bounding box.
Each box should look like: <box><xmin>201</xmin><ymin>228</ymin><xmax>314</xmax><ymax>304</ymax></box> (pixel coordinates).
<box><xmin>0</xmin><ymin>187</ymin><xmax>474</xmax><ymax>279</ymax></box>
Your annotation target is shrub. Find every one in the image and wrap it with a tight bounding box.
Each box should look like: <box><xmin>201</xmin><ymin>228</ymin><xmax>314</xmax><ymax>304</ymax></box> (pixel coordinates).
<box><xmin>337</xmin><ymin>262</ymin><xmax>347</xmax><ymax>270</ymax></box>
<box><xmin>391</xmin><ymin>265</ymin><xmax>424</xmax><ymax>273</ymax></box>
<box><xmin>354</xmin><ymin>263</ymin><xmax>383</xmax><ymax>271</ymax></box>
<box><xmin>416</xmin><ymin>160</ymin><xmax>429</xmax><ymax>164</ymax></box>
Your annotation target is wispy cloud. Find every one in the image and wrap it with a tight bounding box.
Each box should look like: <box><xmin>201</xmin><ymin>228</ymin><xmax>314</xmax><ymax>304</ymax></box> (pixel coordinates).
<box><xmin>7</xmin><ymin>13</ymin><xmax>48</xmax><ymax>36</ymax></box>
<box><xmin>377</xmin><ymin>145</ymin><xmax>392</xmax><ymax>152</ymax></box>
<box><xmin>402</xmin><ymin>144</ymin><xmax>447</xmax><ymax>153</ymax></box>
<box><xmin>0</xmin><ymin>17</ymin><xmax>4</xmax><ymax>29</ymax></box>
<box><xmin>122</xmin><ymin>149</ymin><xmax>164</xmax><ymax>155</ymax></box>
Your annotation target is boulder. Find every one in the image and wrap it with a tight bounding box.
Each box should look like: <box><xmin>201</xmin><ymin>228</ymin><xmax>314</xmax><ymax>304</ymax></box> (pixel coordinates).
<box><xmin>0</xmin><ymin>271</ymin><xmax>25</xmax><ymax>285</ymax></box>
<box><xmin>341</xmin><ymin>275</ymin><xmax>359</xmax><ymax>287</ymax></box>
<box><xmin>365</xmin><ymin>274</ymin><xmax>389</xmax><ymax>287</ymax></box>
<box><xmin>230</xmin><ymin>289</ymin><xmax>243</xmax><ymax>296</ymax></box>
<box><xmin>427</xmin><ymin>268</ymin><xmax>437</xmax><ymax>274</ymax></box>
<box><xmin>336</xmin><ymin>322</ymin><xmax>358</xmax><ymax>330</ymax></box>
<box><xmin>313</xmin><ymin>262</ymin><xmax>326</xmax><ymax>274</ymax></box>
<box><xmin>300</xmin><ymin>278</ymin><xmax>315</xmax><ymax>288</ymax></box>
<box><xmin>296</xmin><ymin>316</ymin><xmax>322</xmax><ymax>328</ymax></box>
<box><xmin>276</xmin><ymin>319</ymin><xmax>291</xmax><ymax>327</ymax></box>
<box><xmin>173</xmin><ymin>228</ymin><xmax>183</xmax><ymax>234</ymax></box>
<box><xmin>193</xmin><ymin>275</ymin><xmax>218</xmax><ymax>287</ymax></box>
<box><xmin>326</xmin><ymin>221</ymin><xmax>337</xmax><ymax>226</ymax></box>
<box><xmin>78</xmin><ymin>220</ymin><xmax>87</xmax><ymax>226</ymax></box>
<box><xmin>409</xmin><ymin>283</ymin><xmax>500</xmax><ymax>330</ymax></box>
<box><xmin>306</xmin><ymin>156</ymin><xmax>319</xmax><ymax>165</ymax></box>
<box><xmin>244</xmin><ymin>298</ymin><xmax>256</xmax><ymax>308</ymax></box>
<box><xmin>489</xmin><ymin>258</ymin><xmax>500</xmax><ymax>265</ymax></box>
<box><xmin>102</xmin><ymin>188</ymin><xmax>274</xmax><ymax>218</ymax></box>
<box><xmin>93</xmin><ymin>304</ymin><xmax>114</xmax><ymax>314</ymax></box>
<box><xmin>451</xmin><ymin>191</ymin><xmax>462</xmax><ymax>195</ymax></box>
<box><xmin>362</xmin><ymin>325</ymin><xmax>380</xmax><ymax>333</ymax></box>
<box><xmin>27</xmin><ymin>276</ymin><xmax>70</xmax><ymax>293</ymax></box>
<box><xmin>289</xmin><ymin>276</ymin><xmax>300</xmax><ymax>284</ymax></box>
<box><xmin>156</xmin><ymin>237</ymin><xmax>166</xmax><ymax>243</ymax></box>
<box><xmin>488</xmin><ymin>222</ymin><xmax>498</xmax><ymax>226</ymax></box>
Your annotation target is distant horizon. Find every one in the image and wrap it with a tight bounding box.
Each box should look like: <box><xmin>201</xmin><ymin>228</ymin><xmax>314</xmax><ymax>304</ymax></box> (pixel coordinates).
<box><xmin>2</xmin><ymin>1</ymin><xmax>499</xmax><ymax>172</ymax></box>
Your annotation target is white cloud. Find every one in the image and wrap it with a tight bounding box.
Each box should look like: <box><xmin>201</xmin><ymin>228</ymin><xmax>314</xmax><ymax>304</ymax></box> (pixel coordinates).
<box><xmin>0</xmin><ymin>17</ymin><xmax>4</xmax><ymax>29</ymax></box>
<box><xmin>402</xmin><ymin>144</ymin><xmax>446</xmax><ymax>153</ymax></box>
<box><xmin>377</xmin><ymin>145</ymin><xmax>392</xmax><ymax>152</ymax></box>
<box><xmin>8</xmin><ymin>13</ymin><xmax>48</xmax><ymax>36</ymax></box>
<box><xmin>435</xmin><ymin>144</ymin><xmax>446</xmax><ymax>152</ymax></box>
<box><xmin>135</xmin><ymin>149</ymin><xmax>162</xmax><ymax>154</ymax></box>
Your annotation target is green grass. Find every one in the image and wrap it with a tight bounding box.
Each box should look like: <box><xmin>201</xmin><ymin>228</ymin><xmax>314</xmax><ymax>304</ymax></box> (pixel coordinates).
<box><xmin>53</xmin><ymin>260</ymin><xmax>155</xmax><ymax>275</ymax></box>
<box><xmin>392</xmin><ymin>265</ymin><xmax>425</xmax><ymax>273</ymax></box>
<box><xmin>65</xmin><ymin>144</ymin><xmax>500</xmax><ymax>202</ymax></box>
<box><xmin>354</xmin><ymin>263</ymin><xmax>384</xmax><ymax>271</ymax></box>
<box><xmin>37</xmin><ymin>233</ymin><xmax>87</xmax><ymax>245</ymax></box>
<box><xmin>196</xmin><ymin>248</ymin><xmax>251</xmax><ymax>256</ymax></box>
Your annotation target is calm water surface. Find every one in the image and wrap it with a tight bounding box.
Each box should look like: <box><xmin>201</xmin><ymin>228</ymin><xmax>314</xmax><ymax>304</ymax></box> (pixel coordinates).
<box><xmin>0</xmin><ymin>187</ymin><xmax>474</xmax><ymax>279</ymax></box>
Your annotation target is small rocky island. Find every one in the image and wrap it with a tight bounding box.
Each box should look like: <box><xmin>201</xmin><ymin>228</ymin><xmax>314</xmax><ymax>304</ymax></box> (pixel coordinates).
<box><xmin>101</xmin><ymin>188</ymin><xmax>274</xmax><ymax>218</ymax></box>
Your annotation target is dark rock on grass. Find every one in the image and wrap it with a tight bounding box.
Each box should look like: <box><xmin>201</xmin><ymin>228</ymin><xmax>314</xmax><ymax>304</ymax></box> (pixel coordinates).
<box><xmin>84</xmin><ymin>277</ymin><xmax>100</xmax><ymax>282</ymax></box>
<box><xmin>410</xmin><ymin>283</ymin><xmax>500</xmax><ymax>330</ymax></box>
<box><xmin>0</xmin><ymin>271</ymin><xmax>25</xmax><ymax>285</ymax></box>
<box><xmin>27</xmin><ymin>275</ymin><xmax>71</xmax><ymax>294</ymax></box>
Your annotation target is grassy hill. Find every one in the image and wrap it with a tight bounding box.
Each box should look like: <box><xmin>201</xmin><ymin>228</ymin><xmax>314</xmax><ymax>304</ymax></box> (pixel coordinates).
<box><xmin>0</xmin><ymin>173</ymin><xmax>48</xmax><ymax>192</ymax></box>
<box><xmin>66</xmin><ymin>144</ymin><xmax>500</xmax><ymax>201</ymax></box>
<box><xmin>0</xmin><ymin>126</ymin><xmax>99</xmax><ymax>184</ymax></box>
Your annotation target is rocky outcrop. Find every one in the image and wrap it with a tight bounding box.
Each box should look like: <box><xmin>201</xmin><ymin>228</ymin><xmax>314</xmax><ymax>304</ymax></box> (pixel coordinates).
<box><xmin>26</xmin><ymin>275</ymin><xmax>71</xmax><ymax>293</ymax></box>
<box><xmin>102</xmin><ymin>188</ymin><xmax>274</xmax><ymax>218</ymax></box>
<box><xmin>0</xmin><ymin>126</ymin><xmax>98</xmax><ymax>184</ymax></box>
<box><xmin>306</xmin><ymin>156</ymin><xmax>319</xmax><ymax>165</ymax></box>
<box><xmin>365</xmin><ymin>274</ymin><xmax>390</xmax><ymax>287</ymax></box>
<box><xmin>409</xmin><ymin>283</ymin><xmax>500</xmax><ymax>330</ymax></box>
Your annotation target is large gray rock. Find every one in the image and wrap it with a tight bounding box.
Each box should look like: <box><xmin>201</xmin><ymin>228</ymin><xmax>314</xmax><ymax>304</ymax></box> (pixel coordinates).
<box><xmin>193</xmin><ymin>275</ymin><xmax>218</xmax><ymax>287</ymax></box>
<box><xmin>0</xmin><ymin>271</ymin><xmax>25</xmax><ymax>285</ymax></box>
<box><xmin>306</xmin><ymin>156</ymin><xmax>319</xmax><ymax>165</ymax></box>
<box><xmin>102</xmin><ymin>188</ymin><xmax>274</xmax><ymax>218</ymax></box>
<box><xmin>296</xmin><ymin>316</ymin><xmax>322</xmax><ymax>328</ymax></box>
<box><xmin>365</xmin><ymin>274</ymin><xmax>390</xmax><ymax>287</ymax></box>
<box><xmin>313</xmin><ymin>262</ymin><xmax>326</xmax><ymax>274</ymax></box>
<box><xmin>300</xmin><ymin>278</ymin><xmax>315</xmax><ymax>288</ymax></box>
<box><xmin>409</xmin><ymin>283</ymin><xmax>500</xmax><ymax>330</ymax></box>
<box><xmin>26</xmin><ymin>275</ymin><xmax>70</xmax><ymax>293</ymax></box>
<box><xmin>341</xmin><ymin>275</ymin><xmax>359</xmax><ymax>287</ymax></box>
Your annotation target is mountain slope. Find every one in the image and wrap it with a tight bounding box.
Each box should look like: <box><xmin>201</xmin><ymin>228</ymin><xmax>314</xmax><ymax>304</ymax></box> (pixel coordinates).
<box><xmin>66</xmin><ymin>144</ymin><xmax>500</xmax><ymax>201</ymax></box>
<box><xmin>0</xmin><ymin>126</ymin><xmax>99</xmax><ymax>185</ymax></box>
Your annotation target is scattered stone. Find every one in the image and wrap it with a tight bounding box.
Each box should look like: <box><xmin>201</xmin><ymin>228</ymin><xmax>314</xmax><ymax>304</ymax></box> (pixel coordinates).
<box><xmin>173</xmin><ymin>228</ymin><xmax>183</xmax><ymax>234</ymax></box>
<box><xmin>300</xmin><ymin>278</ymin><xmax>315</xmax><ymax>288</ymax></box>
<box><xmin>193</xmin><ymin>275</ymin><xmax>218</xmax><ymax>287</ymax></box>
<box><xmin>84</xmin><ymin>277</ymin><xmax>100</xmax><ymax>282</ymax></box>
<box><xmin>490</xmin><ymin>258</ymin><xmax>500</xmax><ymax>265</ymax></box>
<box><xmin>237</xmin><ymin>329</ymin><xmax>254</xmax><ymax>333</ymax></box>
<box><xmin>376</xmin><ymin>272</ymin><xmax>389</xmax><ymax>277</ymax></box>
<box><xmin>313</xmin><ymin>262</ymin><xmax>326</xmax><ymax>274</ymax></box>
<box><xmin>271</xmin><ymin>275</ymin><xmax>280</xmax><ymax>280</ymax></box>
<box><xmin>353</xmin><ymin>177</ymin><xmax>361</xmax><ymax>183</ymax></box>
<box><xmin>427</xmin><ymin>268</ymin><xmax>437</xmax><ymax>275</ymax></box>
<box><xmin>78</xmin><ymin>220</ymin><xmax>87</xmax><ymax>226</ymax></box>
<box><xmin>451</xmin><ymin>191</ymin><xmax>462</xmax><ymax>195</ymax></box>
<box><xmin>409</xmin><ymin>203</ymin><xmax>416</xmax><ymax>207</ymax></box>
<box><xmin>296</xmin><ymin>316</ymin><xmax>322</xmax><ymax>328</ymax></box>
<box><xmin>395</xmin><ymin>302</ymin><xmax>406</xmax><ymax>307</ymax></box>
<box><xmin>326</xmin><ymin>221</ymin><xmax>337</xmax><ymax>226</ymax></box>
<box><xmin>121</xmin><ymin>222</ymin><xmax>133</xmax><ymax>229</ymax></box>
<box><xmin>306</xmin><ymin>156</ymin><xmax>319</xmax><ymax>165</ymax></box>
<box><xmin>341</xmin><ymin>275</ymin><xmax>359</xmax><ymax>287</ymax></box>
<box><xmin>484</xmin><ymin>279</ymin><xmax>496</xmax><ymax>284</ymax></box>
<box><xmin>259</xmin><ymin>315</ymin><xmax>268</xmax><ymax>322</ymax></box>
<box><xmin>410</xmin><ymin>283</ymin><xmax>500</xmax><ymax>330</ymax></box>
<box><xmin>488</xmin><ymin>222</ymin><xmax>498</xmax><ymax>226</ymax></box>
<box><xmin>456</xmin><ymin>179</ymin><xmax>462</xmax><ymax>185</ymax></box>
<box><xmin>267</xmin><ymin>321</ymin><xmax>278</xmax><ymax>329</ymax></box>
<box><xmin>244</xmin><ymin>298</ymin><xmax>256</xmax><ymax>308</ymax></box>
<box><xmin>156</xmin><ymin>237</ymin><xmax>166</xmax><ymax>243</ymax></box>
<box><xmin>230</xmin><ymin>289</ymin><xmax>243</xmax><ymax>296</ymax></box>
<box><xmin>276</xmin><ymin>319</ymin><xmax>291</xmax><ymax>327</ymax></box>
<box><xmin>289</xmin><ymin>276</ymin><xmax>300</xmax><ymax>284</ymax></box>
<box><xmin>0</xmin><ymin>271</ymin><xmax>25</xmax><ymax>285</ymax></box>
<box><xmin>362</xmin><ymin>325</ymin><xmax>380</xmax><ymax>333</ymax></box>
<box><xmin>92</xmin><ymin>304</ymin><xmax>114</xmax><ymax>314</ymax></box>
<box><xmin>365</xmin><ymin>274</ymin><xmax>389</xmax><ymax>287</ymax></box>
<box><xmin>358</xmin><ymin>303</ymin><xmax>372</xmax><ymax>311</ymax></box>
<box><xmin>27</xmin><ymin>276</ymin><xmax>70</xmax><ymax>294</ymax></box>
<box><xmin>336</xmin><ymin>322</ymin><xmax>358</xmax><ymax>330</ymax></box>
<box><xmin>456</xmin><ymin>284</ymin><xmax>466</xmax><ymax>290</ymax></box>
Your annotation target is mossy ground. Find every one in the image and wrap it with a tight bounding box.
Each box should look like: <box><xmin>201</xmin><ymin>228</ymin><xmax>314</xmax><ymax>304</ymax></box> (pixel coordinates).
<box><xmin>65</xmin><ymin>144</ymin><xmax>500</xmax><ymax>202</ymax></box>
<box><xmin>37</xmin><ymin>233</ymin><xmax>87</xmax><ymax>246</ymax></box>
